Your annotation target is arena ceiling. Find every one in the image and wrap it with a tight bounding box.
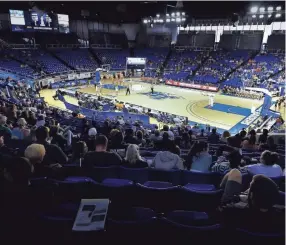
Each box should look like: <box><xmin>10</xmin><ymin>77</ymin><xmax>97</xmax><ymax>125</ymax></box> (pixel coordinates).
<box><xmin>0</xmin><ymin>1</ymin><xmax>285</xmax><ymax>24</ymax></box>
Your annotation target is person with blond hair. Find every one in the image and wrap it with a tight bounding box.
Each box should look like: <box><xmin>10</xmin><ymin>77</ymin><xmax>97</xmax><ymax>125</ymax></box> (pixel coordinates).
<box><xmin>25</xmin><ymin>143</ymin><xmax>62</xmax><ymax>177</ymax></box>
<box><xmin>24</xmin><ymin>144</ymin><xmax>46</xmax><ymax>166</ymax></box>
<box><xmin>12</xmin><ymin>118</ymin><xmax>31</xmax><ymax>140</ymax></box>
<box><xmin>122</xmin><ymin>144</ymin><xmax>148</xmax><ymax>168</ymax></box>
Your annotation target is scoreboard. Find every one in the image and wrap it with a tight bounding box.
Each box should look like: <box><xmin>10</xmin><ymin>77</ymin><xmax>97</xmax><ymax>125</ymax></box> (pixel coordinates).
<box><xmin>126</xmin><ymin>57</ymin><xmax>146</xmax><ymax>69</ymax></box>
<box><xmin>9</xmin><ymin>9</ymin><xmax>69</xmax><ymax>33</ymax></box>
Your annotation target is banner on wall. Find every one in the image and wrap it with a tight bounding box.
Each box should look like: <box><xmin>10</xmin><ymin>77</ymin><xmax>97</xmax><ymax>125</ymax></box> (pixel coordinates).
<box><xmin>67</xmin><ymin>73</ymin><xmax>77</xmax><ymax>80</ymax></box>
<box><xmin>165</xmin><ymin>80</ymin><xmax>219</xmax><ymax>92</ymax></box>
<box><xmin>36</xmin><ymin>72</ymin><xmax>92</xmax><ymax>84</ymax></box>
<box><xmin>79</xmin><ymin>72</ymin><xmax>91</xmax><ymax>79</ymax></box>
<box><xmin>67</xmin><ymin>72</ymin><xmax>91</xmax><ymax>80</ymax></box>
<box><xmin>62</xmin><ymin>101</ymin><xmax>150</xmax><ymax>125</ymax></box>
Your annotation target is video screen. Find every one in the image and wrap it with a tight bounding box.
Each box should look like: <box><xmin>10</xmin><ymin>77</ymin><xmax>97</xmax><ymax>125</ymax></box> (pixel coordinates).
<box><xmin>57</xmin><ymin>14</ymin><xmax>70</xmax><ymax>33</ymax></box>
<box><xmin>127</xmin><ymin>57</ymin><xmax>146</xmax><ymax>65</ymax></box>
<box><xmin>9</xmin><ymin>10</ymin><xmax>25</xmax><ymax>26</ymax></box>
<box><xmin>126</xmin><ymin>57</ymin><xmax>146</xmax><ymax>69</ymax></box>
<box><xmin>9</xmin><ymin>9</ymin><xmax>69</xmax><ymax>33</ymax></box>
<box><xmin>29</xmin><ymin>11</ymin><xmax>55</xmax><ymax>30</ymax></box>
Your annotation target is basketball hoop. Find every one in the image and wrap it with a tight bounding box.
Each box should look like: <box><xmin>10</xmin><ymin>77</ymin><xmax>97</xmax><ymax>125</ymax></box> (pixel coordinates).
<box><xmin>101</xmin><ymin>64</ymin><xmax>111</xmax><ymax>72</ymax></box>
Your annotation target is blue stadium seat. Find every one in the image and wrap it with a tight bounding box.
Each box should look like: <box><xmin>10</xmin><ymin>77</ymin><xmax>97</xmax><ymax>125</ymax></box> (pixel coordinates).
<box><xmin>101</xmin><ymin>178</ymin><xmax>133</xmax><ymax>187</ymax></box>
<box><xmin>164</xmin><ymin>210</ymin><xmax>212</xmax><ymax>225</ymax></box>
<box><xmin>107</xmin><ymin>207</ymin><xmax>158</xmax><ymax>242</ymax></box>
<box><xmin>278</xmin><ymin>191</ymin><xmax>285</xmax><ymax>206</ymax></box>
<box><xmin>148</xmin><ymin>168</ymin><xmax>181</xmax><ymax>185</ymax></box>
<box><xmin>134</xmin><ymin>183</ymin><xmax>181</xmax><ymax>212</ymax></box>
<box><xmin>89</xmin><ymin>166</ymin><xmax>119</xmax><ymax>182</ymax></box>
<box><xmin>143</xmin><ymin>181</ymin><xmax>174</xmax><ymax>188</ymax></box>
<box><xmin>235</xmin><ymin>228</ymin><xmax>285</xmax><ymax>245</ymax></box>
<box><xmin>184</xmin><ymin>183</ymin><xmax>216</xmax><ymax>191</ymax></box>
<box><xmin>157</xmin><ymin>212</ymin><xmax>221</xmax><ymax>243</ymax></box>
<box><xmin>181</xmin><ymin>170</ymin><xmax>221</xmax><ymax>188</ymax></box>
<box><xmin>119</xmin><ymin>167</ymin><xmax>149</xmax><ymax>184</ymax></box>
<box><xmin>179</xmin><ymin>187</ymin><xmax>223</xmax><ymax>211</ymax></box>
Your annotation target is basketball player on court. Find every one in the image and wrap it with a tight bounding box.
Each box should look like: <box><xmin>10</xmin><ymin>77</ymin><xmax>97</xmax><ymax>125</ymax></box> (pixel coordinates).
<box><xmin>115</xmin><ymin>83</ymin><xmax>119</xmax><ymax>96</ymax></box>
<box><xmin>151</xmin><ymin>83</ymin><xmax>154</xmax><ymax>94</ymax></box>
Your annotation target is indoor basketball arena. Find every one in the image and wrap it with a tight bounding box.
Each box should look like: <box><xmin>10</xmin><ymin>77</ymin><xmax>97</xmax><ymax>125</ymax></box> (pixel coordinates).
<box><xmin>0</xmin><ymin>1</ymin><xmax>285</xmax><ymax>244</ymax></box>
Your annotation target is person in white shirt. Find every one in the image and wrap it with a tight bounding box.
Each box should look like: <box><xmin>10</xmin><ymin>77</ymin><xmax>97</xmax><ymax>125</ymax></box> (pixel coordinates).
<box><xmin>246</xmin><ymin>150</ymin><xmax>283</xmax><ymax>178</ymax></box>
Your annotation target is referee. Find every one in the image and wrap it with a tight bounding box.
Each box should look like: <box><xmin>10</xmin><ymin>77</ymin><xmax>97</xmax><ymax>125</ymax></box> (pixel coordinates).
<box><xmin>151</xmin><ymin>84</ymin><xmax>154</xmax><ymax>94</ymax></box>
<box><xmin>126</xmin><ymin>85</ymin><xmax>131</xmax><ymax>95</ymax></box>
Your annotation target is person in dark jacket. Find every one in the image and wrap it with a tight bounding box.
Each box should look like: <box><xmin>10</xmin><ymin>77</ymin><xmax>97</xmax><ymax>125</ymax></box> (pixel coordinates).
<box><xmin>35</xmin><ymin>126</ymin><xmax>68</xmax><ymax>166</ymax></box>
<box><xmin>83</xmin><ymin>135</ymin><xmax>122</xmax><ymax>169</ymax></box>
<box><xmin>208</xmin><ymin>128</ymin><xmax>220</xmax><ymax>144</ymax></box>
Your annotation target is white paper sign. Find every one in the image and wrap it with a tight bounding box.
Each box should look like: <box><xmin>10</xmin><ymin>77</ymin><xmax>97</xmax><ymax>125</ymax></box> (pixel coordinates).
<box><xmin>72</xmin><ymin>199</ymin><xmax>109</xmax><ymax>231</ymax></box>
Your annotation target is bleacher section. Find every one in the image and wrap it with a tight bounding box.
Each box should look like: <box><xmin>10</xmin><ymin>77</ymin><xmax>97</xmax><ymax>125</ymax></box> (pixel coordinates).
<box><xmin>94</xmin><ymin>49</ymin><xmax>130</xmax><ymax>70</ymax></box>
<box><xmin>0</xmin><ymin>51</ymin><xmax>37</xmax><ymax>77</ymax></box>
<box><xmin>134</xmin><ymin>48</ymin><xmax>169</xmax><ymax>77</ymax></box>
<box><xmin>192</xmin><ymin>50</ymin><xmax>251</xmax><ymax>85</ymax></box>
<box><xmin>226</xmin><ymin>52</ymin><xmax>285</xmax><ymax>88</ymax></box>
<box><xmin>52</xmin><ymin>48</ymin><xmax>98</xmax><ymax>71</ymax></box>
<box><xmin>13</xmin><ymin>49</ymin><xmax>71</xmax><ymax>74</ymax></box>
<box><xmin>163</xmin><ymin>50</ymin><xmax>206</xmax><ymax>81</ymax></box>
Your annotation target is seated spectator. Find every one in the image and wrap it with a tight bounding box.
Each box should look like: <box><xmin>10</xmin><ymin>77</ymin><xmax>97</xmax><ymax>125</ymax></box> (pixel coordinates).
<box><xmin>220</xmin><ymin>131</ymin><xmax>230</xmax><ymax>143</ymax></box>
<box><xmin>192</xmin><ymin>124</ymin><xmax>200</xmax><ymax>135</ymax></box>
<box><xmin>136</xmin><ymin>130</ymin><xmax>146</xmax><ymax>146</ymax></box>
<box><xmin>258</xmin><ymin>129</ymin><xmax>269</xmax><ymax>144</ymax></box>
<box><xmin>212</xmin><ymin>150</ymin><xmax>247</xmax><ymax>175</ymax></box>
<box><xmin>185</xmin><ymin>141</ymin><xmax>212</xmax><ymax>172</ymax></box>
<box><xmin>83</xmin><ymin>135</ymin><xmax>122</xmax><ymax>169</ymax></box>
<box><xmin>24</xmin><ymin>143</ymin><xmax>59</xmax><ymax>177</ymax></box>
<box><xmin>24</xmin><ymin>144</ymin><xmax>46</xmax><ymax>166</ymax></box>
<box><xmin>109</xmin><ymin>131</ymin><xmax>126</xmax><ymax>150</ymax></box>
<box><xmin>259</xmin><ymin>136</ymin><xmax>277</xmax><ymax>151</ymax></box>
<box><xmin>124</xmin><ymin>128</ymin><xmax>138</xmax><ymax>144</ymax></box>
<box><xmin>220</xmin><ymin>170</ymin><xmax>284</xmax><ymax>233</ymax></box>
<box><xmin>27</xmin><ymin>111</ymin><xmax>37</xmax><ymax>126</ymax></box>
<box><xmin>50</xmin><ymin>126</ymin><xmax>67</xmax><ymax>151</ymax></box>
<box><xmin>12</xmin><ymin>118</ymin><xmax>30</xmax><ymax>140</ymax></box>
<box><xmin>122</xmin><ymin>144</ymin><xmax>148</xmax><ymax>168</ymax></box>
<box><xmin>101</xmin><ymin>120</ymin><xmax>111</xmax><ymax>137</ymax></box>
<box><xmin>0</xmin><ymin>156</ymin><xmax>39</xmax><ymax>241</ymax></box>
<box><xmin>181</xmin><ymin>132</ymin><xmax>191</xmax><ymax>149</ymax></box>
<box><xmin>158</xmin><ymin>132</ymin><xmax>175</xmax><ymax>151</ymax></box>
<box><xmin>84</xmin><ymin>127</ymin><xmax>97</xmax><ymax>151</ymax></box>
<box><xmin>188</xmin><ymin>129</ymin><xmax>196</xmax><ymax>140</ymax></box>
<box><xmin>0</xmin><ymin>131</ymin><xmax>16</xmax><ymax>157</ymax></box>
<box><xmin>161</xmin><ymin>125</ymin><xmax>174</xmax><ymax>140</ymax></box>
<box><xmin>227</xmin><ymin>130</ymin><xmax>247</xmax><ymax>149</ymax></box>
<box><xmin>245</xmin><ymin>150</ymin><xmax>282</xmax><ymax>178</ymax></box>
<box><xmin>241</xmin><ymin>129</ymin><xmax>257</xmax><ymax>150</ymax></box>
<box><xmin>35</xmin><ymin>126</ymin><xmax>68</xmax><ymax>166</ymax></box>
<box><xmin>151</xmin><ymin>145</ymin><xmax>184</xmax><ymax>170</ymax></box>
<box><xmin>0</xmin><ymin>115</ymin><xmax>12</xmax><ymax>139</ymax></box>
<box><xmin>208</xmin><ymin>128</ymin><xmax>220</xmax><ymax>144</ymax></box>
<box><xmin>197</xmin><ymin>129</ymin><xmax>207</xmax><ymax>137</ymax></box>
<box><xmin>1</xmin><ymin>157</ymin><xmax>33</xmax><ymax>191</ymax></box>
<box><xmin>71</xmin><ymin>141</ymin><xmax>88</xmax><ymax>165</ymax></box>
<box><xmin>35</xmin><ymin>115</ymin><xmax>45</xmax><ymax>128</ymax></box>
<box><xmin>150</xmin><ymin>130</ymin><xmax>162</xmax><ymax>142</ymax></box>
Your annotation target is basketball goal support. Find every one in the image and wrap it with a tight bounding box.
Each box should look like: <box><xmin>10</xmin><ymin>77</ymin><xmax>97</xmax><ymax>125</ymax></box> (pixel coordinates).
<box><xmin>101</xmin><ymin>64</ymin><xmax>111</xmax><ymax>72</ymax></box>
